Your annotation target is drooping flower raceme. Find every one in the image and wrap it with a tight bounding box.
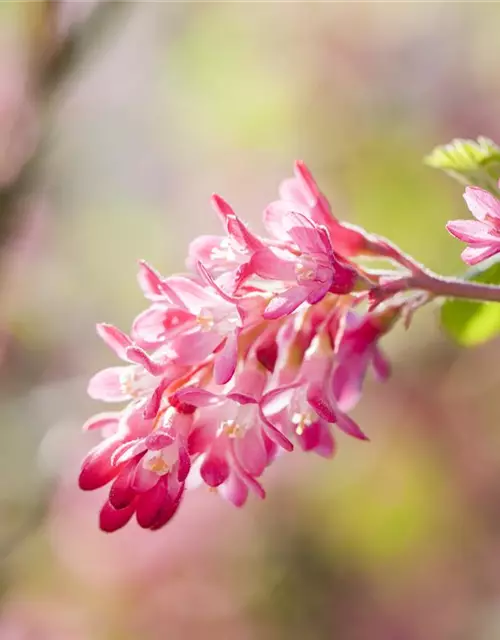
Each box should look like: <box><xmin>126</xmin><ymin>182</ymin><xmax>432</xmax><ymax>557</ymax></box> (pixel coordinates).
<box><xmin>446</xmin><ymin>183</ymin><xmax>500</xmax><ymax>265</ymax></box>
<box><xmin>79</xmin><ymin>162</ymin><xmax>401</xmax><ymax>532</ymax></box>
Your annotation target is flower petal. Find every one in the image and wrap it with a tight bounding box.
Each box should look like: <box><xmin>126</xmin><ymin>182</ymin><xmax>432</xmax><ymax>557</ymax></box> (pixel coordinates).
<box><xmin>87</xmin><ymin>367</ymin><xmax>129</xmax><ymax>402</ymax></box>
<box><xmin>78</xmin><ymin>436</ymin><xmax>127</xmax><ymax>491</ymax></box>
<box><xmin>96</xmin><ymin>324</ymin><xmax>133</xmax><ymax>358</ymax></box>
<box><xmin>214</xmin><ymin>331</ymin><xmax>239</xmax><ymax>385</ymax></box>
<box><xmin>446</xmin><ymin>219</ymin><xmax>494</xmax><ymax>243</ymax></box>
<box><xmin>218</xmin><ymin>471</ymin><xmax>248</xmax><ymax>508</ymax></box>
<box><xmin>461</xmin><ymin>244</ymin><xmax>500</xmax><ymax>265</ymax></box>
<box><xmin>464</xmin><ymin>186</ymin><xmax>500</xmax><ymax>222</ymax></box>
<box><xmin>263</xmin><ymin>286</ymin><xmax>309</xmax><ymax>320</ymax></box>
<box><xmin>200</xmin><ymin>451</ymin><xmax>230</xmax><ymax>487</ymax></box>
<box><xmin>99</xmin><ymin>500</ymin><xmax>136</xmax><ymax>533</ymax></box>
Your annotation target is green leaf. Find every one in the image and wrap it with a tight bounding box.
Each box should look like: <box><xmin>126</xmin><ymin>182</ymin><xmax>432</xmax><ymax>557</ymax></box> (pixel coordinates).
<box><xmin>425</xmin><ymin>137</ymin><xmax>500</xmax><ymax>195</ymax></box>
<box><xmin>441</xmin><ymin>256</ymin><xmax>500</xmax><ymax>346</ymax></box>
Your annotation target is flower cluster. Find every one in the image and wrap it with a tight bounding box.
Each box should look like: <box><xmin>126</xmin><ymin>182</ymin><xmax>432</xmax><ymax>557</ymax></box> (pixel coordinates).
<box><xmin>79</xmin><ymin>162</ymin><xmax>401</xmax><ymax>532</ymax></box>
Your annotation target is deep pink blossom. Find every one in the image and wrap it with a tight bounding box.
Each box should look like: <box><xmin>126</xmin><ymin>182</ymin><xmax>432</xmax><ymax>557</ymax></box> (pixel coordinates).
<box><xmin>79</xmin><ymin>162</ymin><xmax>399</xmax><ymax>532</ymax></box>
<box><xmin>446</xmin><ymin>184</ymin><xmax>500</xmax><ymax>265</ymax></box>
<box><xmin>332</xmin><ymin>309</ymin><xmax>394</xmax><ymax>412</ymax></box>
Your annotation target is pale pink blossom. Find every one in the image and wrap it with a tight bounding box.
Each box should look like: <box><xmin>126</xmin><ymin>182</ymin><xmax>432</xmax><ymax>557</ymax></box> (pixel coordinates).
<box><xmin>446</xmin><ymin>184</ymin><xmax>500</xmax><ymax>265</ymax></box>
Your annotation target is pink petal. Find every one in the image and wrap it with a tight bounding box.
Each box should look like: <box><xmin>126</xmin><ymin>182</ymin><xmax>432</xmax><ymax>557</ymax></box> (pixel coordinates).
<box><xmin>132</xmin><ymin>305</ymin><xmax>192</xmax><ymax>344</ymax></box>
<box><xmin>196</xmin><ymin>261</ymin><xmax>240</xmax><ymax>304</ymax></box>
<box><xmin>150</xmin><ymin>482</ymin><xmax>185</xmax><ymax>530</ymax></box>
<box><xmin>111</xmin><ymin>439</ymin><xmax>147</xmax><ymax>466</ymax></box>
<box><xmin>108</xmin><ymin>461</ymin><xmax>137</xmax><ymax>509</ymax></box>
<box><xmin>187</xmin><ymin>234</ymin><xmax>227</xmax><ymax>268</ymax></box>
<box><xmin>216</xmin><ymin>262</ymin><xmax>253</xmax><ymax>296</ymax></box>
<box><xmin>82</xmin><ymin>412</ymin><xmax>120</xmax><ymax>432</ymax></box>
<box><xmin>263</xmin><ymin>200</ymin><xmax>311</xmax><ymax>240</ymax></box>
<box><xmin>251</xmin><ymin>247</ymin><xmax>297</xmax><ymax>281</ymax></box>
<box><xmin>373</xmin><ymin>347</ymin><xmax>391</xmax><ymax>381</ymax></box>
<box><xmin>306</xmin><ymin>382</ymin><xmax>337</xmax><ymax>423</ymax></box>
<box><xmin>78</xmin><ymin>436</ymin><xmax>126</xmax><ymax>491</ymax></box>
<box><xmin>211</xmin><ymin>193</ymin><xmax>236</xmax><ymax>223</ymax></box>
<box><xmin>177</xmin><ymin>446</ymin><xmax>191</xmax><ymax>482</ymax></box>
<box><xmin>262</xmin><ymin>382</ymin><xmax>302</xmax><ymax>415</ymax></box>
<box><xmin>446</xmin><ymin>219</ymin><xmax>494</xmax><ymax>243</ymax></box>
<box><xmin>218</xmin><ymin>471</ymin><xmax>248</xmax><ymax>508</ymax></box>
<box><xmin>187</xmin><ymin>424</ymin><xmax>217</xmax><ymax>455</ymax></box>
<box><xmin>143</xmin><ymin>378</ymin><xmax>170</xmax><ymax>420</ymax></box>
<box><xmin>211</xmin><ymin>195</ymin><xmax>263</xmax><ymax>252</ymax></box>
<box><xmin>464</xmin><ymin>186</ymin><xmax>500</xmax><ymax>222</ymax></box>
<box><xmin>87</xmin><ymin>367</ymin><xmax>130</xmax><ymax>402</ymax></box>
<box><xmin>227</xmin><ymin>367</ymin><xmax>267</xmax><ymax>404</ymax></box>
<box><xmin>228</xmin><ymin>439</ymin><xmax>266</xmax><ymax>499</ymax></box>
<box><xmin>332</xmin><ymin>359</ymin><xmax>366</xmax><ymax>412</ymax></box>
<box><xmin>131</xmin><ymin>463</ymin><xmax>160</xmax><ymax>493</ymax></box>
<box><xmin>258</xmin><ymin>405</ymin><xmax>294</xmax><ymax>452</ymax></box>
<box><xmin>281</xmin><ymin>211</ymin><xmax>329</xmax><ymax>254</ymax></box>
<box><xmin>279</xmin><ymin>177</ymin><xmax>309</xmax><ymax>206</ymax></box>
<box><xmin>233</xmin><ymin>427</ymin><xmax>267</xmax><ymax>477</ymax></box>
<box><xmin>144</xmin><ymin>430</ymin><xmax>175</xmax><ymax>451</ymax></box>
<box><xmin>461</xmin><ymin>243</ymin><xmax>500</xmax><ymax>265</ymax></box>
<box><xmin>200</xmin><ymin>451</ymin><xmax>230</xmax><ymax>487</ymax></box>
<box><xmin>165</xmin><ymin>276</ymin><xmax>220</xmax><ymax>314</ymax></box>
<box><xmin>136</xmin><ymin>478</ymin><xmax>169</xmax><ymax>529</ymax></box>
<box><xmin>172</xmin><ymin>387</ymin><xmax>221</xmax><ymax>408</ymax></box>
<box><xmin>96</xmin><ymin>324</ymin><xmax>133</xmax><ymax>358</ymax></box>
<box><xmin>297</xmin><ymin>420</ymin><xmax>335</xmax><ymax>458</ymax></box>
<box><xmin>99</xmin><ymin>500</ymin><xmax>136</xmax><ymax>533</ymax></box>
<box><xmin>125</xmin><ymin>346</ymin><xmax>166</xmax><ymax>376</ymax></box>
<box><xmin>170</xmin><ymin>329</ymin><xmax>222</xmax><ymax>365</ymax></box>
<box><xmin>263</xmin><ymin>286</ymin><xmax>309</xmax><ymax>320</ymax></box>
<box><xmin>137</xmin><ymin>260</ymin><xmax>167</xmax><ymax>300</ymax></box>
<box><xmin>306</xmin><ymin>281</ymin><xmax>331</xmax><ymax>305</ymax></box>
<box><xmin>214</xmin><ymin>331</ymin><xmax>239</xmax><ymax>385</ymax></box>
<box><xmin>335</xmin><ymin>410</ymin><xmax>369</xmax><ymax>441</ymax></box>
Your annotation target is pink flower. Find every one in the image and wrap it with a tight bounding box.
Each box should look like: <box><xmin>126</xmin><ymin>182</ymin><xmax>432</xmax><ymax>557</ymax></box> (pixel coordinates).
<box><xmin>133</xmin><ymin>267</ymin><xmax>266</xmax><ymax>385</ymax></box>
<box><xmin>187</xmin><ymin>194</ymin><xmax>264</xmax><ymax>295</ymax></box>
<box><xmin>78</xmin><ymin>161</ymin><xmax>399</xmax><ymax>533</ymax></box>
<box><xmin>261</xmin><ymin>310</ymin><xmax>369</xmax><ymax>453</ymax></box>
<box><xmin>251</xmin><ymin>209</ymin><xmax>359</xmax><ymax>319</ymax></box>
<box><xmin>79</xmin><ymin>402</ymin><xmax>193</xmax><ymax>532</ymax></box>
<box><xmin>446</xmin><ymin>184</ymin><xmax>500</xmax><ymax>265</ymax></box>
<box><xmin>332</xmin><ymin>309</ymin><xmax>394</xmax><ymax>412</ymax></box>
<box><xmin>277</xmin><ymin>161</ymin><xmax>374</xmax><ymax>257</ymax></box>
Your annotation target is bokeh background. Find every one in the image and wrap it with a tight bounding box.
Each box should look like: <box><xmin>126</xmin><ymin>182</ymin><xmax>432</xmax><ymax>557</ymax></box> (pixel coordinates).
<box><xmin>1</xmin><ymin>2</ymin><xmax>500</xmax><ymax>639</ymax></box>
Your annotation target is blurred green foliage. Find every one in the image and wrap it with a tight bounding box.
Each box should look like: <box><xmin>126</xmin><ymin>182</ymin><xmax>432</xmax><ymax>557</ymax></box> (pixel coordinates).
<box><xmin>441</xmin><ymin>257</ymin><xmax>500</xmax><ymax>346</ymax></box>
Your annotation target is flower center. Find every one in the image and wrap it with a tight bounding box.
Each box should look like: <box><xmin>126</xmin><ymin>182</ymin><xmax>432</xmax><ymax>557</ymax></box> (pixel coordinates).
<box><xmin>143</xmin><ymin>443</ymin><xmax>179</xmax><ymax>476</ymax></box>
<box><xmin>210</xmin><ymin>238</ymin><xmax>238</xmax><ymax>263</ymax></box>
<box><xmin>219</xmin><ymin>419</ymin><xmax>244</xmax><ymax>438</ymax></box>
<box><xmin>146</xmin><ymin>455</ymin><xmax>170</xmax><ymax>475</ymax></box>
<box><xmin>295</xmin><ymin>258</ymin><xmax>316</xmax><ymax>283</ymax></box>
<box><xmin>291</xmin><ymin>410</ymin><xmax>316</xmax><ymax>435</ymax></box>
<box><xmin>120</xmin><ymin>367</ymin><xmax>156</xmax><ymax>398</ymax></box>
<box><xmin>197</xmin><ymin>309</ymin><xmax>215</xmax><ymax>332</ymax></box>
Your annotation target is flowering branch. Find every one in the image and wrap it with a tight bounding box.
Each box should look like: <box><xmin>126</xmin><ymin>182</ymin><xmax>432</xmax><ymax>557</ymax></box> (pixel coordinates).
<box><xmin>77</xmin><ymin>156</ymin><xmax>500</xmax><ymax>534</ymax></box>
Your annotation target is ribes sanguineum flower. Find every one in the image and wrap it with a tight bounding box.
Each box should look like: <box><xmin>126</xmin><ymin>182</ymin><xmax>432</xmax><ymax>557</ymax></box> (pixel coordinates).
<box><xmin>447</xmin><ymin>184</ymin><xmax>500</xmax><ymax>265</ymax></box>
<box><xmin>79</xmin><ymin>162</ymin><xmax>400</xmax><ymax>533</ymax></box>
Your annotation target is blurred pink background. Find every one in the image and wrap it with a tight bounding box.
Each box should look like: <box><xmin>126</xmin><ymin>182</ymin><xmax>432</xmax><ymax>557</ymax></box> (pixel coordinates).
<box><xmin>1</xmin><ymin>2</ymin><xmax>500</xmax><ymax>639</ymax></box>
